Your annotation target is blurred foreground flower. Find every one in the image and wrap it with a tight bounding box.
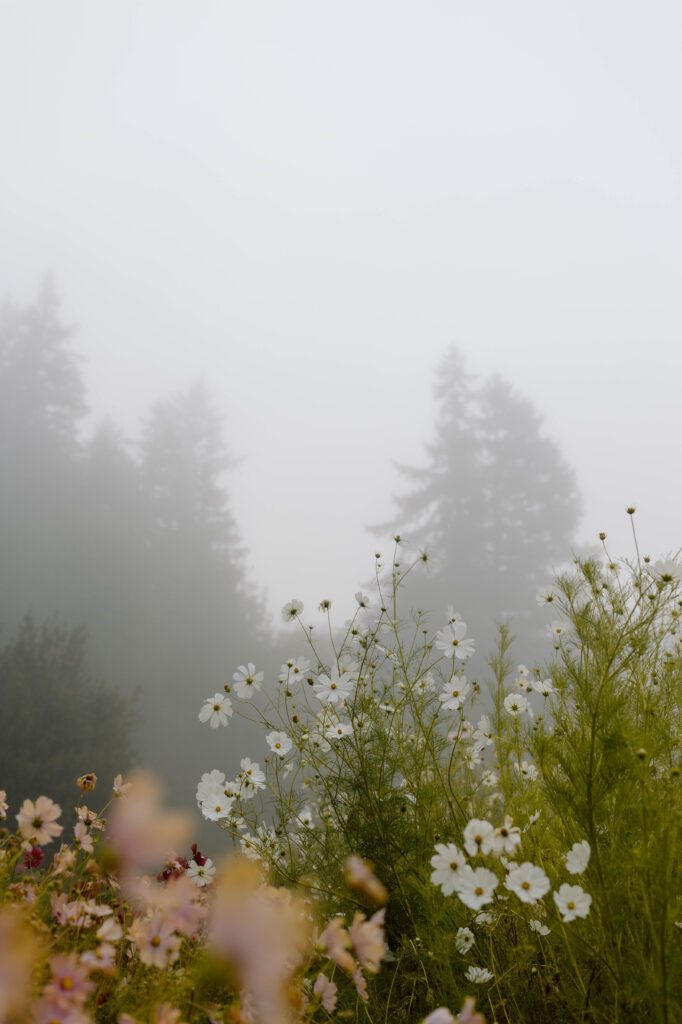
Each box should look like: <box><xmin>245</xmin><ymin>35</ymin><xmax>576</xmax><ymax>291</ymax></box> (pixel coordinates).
<box><xmin>343</xmin><ymin>855</ymin><xmax>388</xmax><ymax>905</ymax></box>
<box><xmin>208</xmin><ymin>857</ymin><xmax>313</xmax><ymax>1024</ymax></box>
<box><xmin>0</xmin><ymin>907</ymin><xmax>39</xmax><ymax>1022</ymax></box>
<box><xmin>106</xmin><ymin>772</ymin><xmax>193</xmax><ymax>885</ymax></box>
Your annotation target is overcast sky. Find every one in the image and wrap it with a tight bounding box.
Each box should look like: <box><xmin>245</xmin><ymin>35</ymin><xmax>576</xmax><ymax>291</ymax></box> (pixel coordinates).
<box><xmin>2</xmin><ymin>1</ymin><xmax>681</xmax><ymax>623</ymax></box>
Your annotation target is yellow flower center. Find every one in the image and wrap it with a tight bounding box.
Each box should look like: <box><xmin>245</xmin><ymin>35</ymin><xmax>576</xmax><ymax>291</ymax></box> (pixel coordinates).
<box><xmin>151</xmin><ymin>935</ymin><xmax>161</xmax><ymax>947</ymax></box>
<box><xmin>474</xmin><ymin>886</ymin><xmax>484</xmax><ymax>896</ymax></box>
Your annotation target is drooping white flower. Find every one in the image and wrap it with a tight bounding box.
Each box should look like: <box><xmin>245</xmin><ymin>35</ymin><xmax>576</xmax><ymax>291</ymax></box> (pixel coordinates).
<box><xmin>652</xmin><ymin>558</ymin><xmax>682</xmax><ymax>584</ymax></box>
<box><xmin>112</xmin><ymin>774</ymin><xmax>132</xmax><ymax>798</ymax></box>
<box><xmin>553</xmin><ymin>883</ymin><xmax>592</xmax><ymax>922</ymax></box>
<box><xmin>473</xmin><ymin>715</ymin><xmax>493</xmax><ymax>748</ymax></box>
<box><xmin>434</xmin><ymin>621</ymin><xmax>476</xmax><ymax>661</ymax></box>
<box><xmin>355</xmin><ymin>592</ymin><xmax>371</xmax><ymax>608</ymax></box>
<box><xmin>313</xmin><ymin>667</ymin><xmax>355</xmax><ymax>704</ymax></box>
<box><xmin>438</xmin><ymin>675</ymin><xmax>471</xmax><ymax>711</ymax></box>
<box><xmin>532</xmin><ymin>678</ymin><xmax>556</xmax><ymax>697</ymax></box>
<box><xmin>529</xmin><ymin>918</ymin><xmax>551</xmax><ymax>936</ymax></box>
<box><xmin>281</xmin><ymin>599</ymin><xmax>304</xmax><ymax>622</ymax></box>
<box><xmin>463</xmin><ymin>819</ymin><xmax>495</xmax><ymax>857</ymax></box>
<box><xmin>454</xmin><ymin>866</ymin><xmax>499</xmax><ymax>910</ymax></box>
<box><xmin>564</xmin><ymin>840</ymin><xmax>591</xmax><ymax>875</ymax></box>
<box><xmin>465</xmin><ymin>966</ymin><xmax>493</xmax><ymax>984</ymax></box>
<box><xmin>504</xmin><ymin>693</ymin><xmax>532</xmax><ymax>717</ymax></box>
<box><xmin>454</xmin><ymin>926</ymin><xmax>475</xmax><ymax>954</ymax></box>
<box><xmin>232</xmin><ymin>663</ymin><xmax>264</xmax><ymax>700</ymax></box>
<box><xmin>536</xmin><ymin>586</ymin><xmax>558</xmax><ymax>606</ymax></box>
<box><xmin>198</xmin><ymin>693</ymin><xmax>233</xmax><ymax>728</ymax></box>
<box><xmin>188</xmin><ymin>858</ymin><xmax>216</xmax><ymax>887</ymax></box>
<box><xmin>430</xmin><ymin>843</ymin><xmax>468</xmax><ymax>896</ymax></box>
<box><xmin>505</xmin><ymin>862</ymin><xmax>551</xmax><ymax>904</ymax></box>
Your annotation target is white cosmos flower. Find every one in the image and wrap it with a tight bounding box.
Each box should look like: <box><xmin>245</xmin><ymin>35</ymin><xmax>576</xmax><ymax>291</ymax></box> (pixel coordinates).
<box><xmin>196</xmin><ymin>769</ymin><xmax>226</xmax><ymax>805</ymax></box>
<box><xmin>504</xmin><ymin>693</ymin><xmax>532</xmax><ymax>717</ymax></box>
<box><xmin>549</xmin><ymin>620</ymin><xmax>570</xmax><ymax>640</ymax></box>
<box><xmin>529</xmin><ymin>918</ymin><xmax>551</xmax><ymax>936</ymax></box>
<box><xmin>454</xmin><ymin>926</ymin><xmax>475</xmax><ymax>954</ymax></box>
<box><xmin>313</xmin><ymin>667</ymin><xmax>355</xmax><ymax>704</ymax></box>
<box><xmin>516</xmin><ymin>760</ymin><xmax>539</xmax><ymax>782</ymax></box>
<box><xmin>565</xmin><ymin>840</ymin><xmax>591</xmax><ymax>875</ymax></box>
<box><xmin>296</xmin><ymin>805</ymin><xmax>315</xmax><ymax>829</ymax></box>
<box><xmin>455</xmin><ymin>866</ymin><xmax>499</xmax><ymax>910</ymax></box>
<box><xmin>236</xmin><ymin>757</ymin><xmax>266</xmax><ymax>798</ymax></box>
<box><xmin>355</xmin><ymin>591</ymin><xmax>371</xmax><ymax>607</ymax></box>
<box><xmin>423</xmin><ymin>1011</ymin><xmax>455</xmax><ymax>1024</ymax></box>
<box><xmin>198</xmin><ymin>693</ymin><xmax>233</xmax><ymax>728</ymax></box>
<box><xmin>438</xmin><ymin>675</ymin><xmax>471</xmax><ymax>711</ymax></box>
<box><xmin>463</xmin><ymin>819</ymin><xmax>495</xmax><ymax>857</ymax></box>
<box><xmin>232</xmin><ymin>663</ymin><xmax>264</xmax><ymax>699</ymax></box>
<box><xmin>282</xmin><ymin>599</ymin><xmax>304</xmax><ymax>622</ymax></box>
<box><xmin>188</xmin><ymin>858</ymin><xmax>216</xmax><ymax>887</ymax></box>
<box><xmin>201</xmin><ymin>790</ymin><xmax>235</xmax><ymax>821</ymax></box>
<box><xmin>533</xmin><ymin>678</ymin><xmax>556</xmax><ymax>697</ymax></box>
<box><xmin>434</xmin><ymin>621</ymin><xmax>476</xmax><ymax>661</ymax></box>
<box><xmin>266</xmin><ymin>731</ymin><xmax>293</xmax><ymax>757</ymax></box>
<box><xmin>415</xmin><ymin>672</ymin><xmax>436</xmax><ymax>694</ymax></box>
<box><xmin>465</xmin><ymin>966</ymin><xmax>493</xmax><ymax>984</ymax></box>
<box><xmin>553</xmin><ymin>883</ymin><xmax>592</xmax><ymax>922</ymax></box>
<box><xmin>482</xmin><ymin>770</ymin><xmax>499</xmax><ymax>788</ymax></box>
<box><xmin>430</xmin><ymin>843</ymin><xmax>468</xmax><ymax>896</ymax></box>
<box><xmin>505</xmin><ymin>862</ymin><xmax>551</xmax><ymax>904</ymax></box>
<box><xmin>473</xmin><ymin>715</ymin><xmax>494</xmax><ymax>747</ymax></box>
<box><xmin>278</xmin><ymin>656</ymin><xmax>311</xmax><ymax>684</ymax></box>
<box><xmin>325</xmin><ymin>721</ymin><xmax>354</xmax><ymax>740</ymax></box>
<box><xmin>652</xmin><ymin>558</ymin><xmax>682</xmax><ymax>584</ymax></box>
<box><xmin>490</xmin><ymin>817</ymin><xmax>522</xmax><ymax>856</ymax></box>
<box><xmin>536</xmin><ymin>586</ymin><xmax>558</xmax><ymax>606</ymax></box>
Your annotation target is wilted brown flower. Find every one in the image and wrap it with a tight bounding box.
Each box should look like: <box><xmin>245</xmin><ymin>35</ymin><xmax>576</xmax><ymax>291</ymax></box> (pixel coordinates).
<box><xmin>76</xmin><ymin>773</ymin><xmax>98</xmax><ymax>793</ymax></box>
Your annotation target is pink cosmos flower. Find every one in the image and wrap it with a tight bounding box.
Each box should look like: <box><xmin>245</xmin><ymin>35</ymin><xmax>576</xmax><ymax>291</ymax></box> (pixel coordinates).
<box><xmin>129</xmin><ymin>912</ymin><xmax>181</xmax><ymax>968</ymax></box>
<box><xmin>348</xmin><ymin>908</ymin><xmax>386</xmax><ymax>974</ymax></box>
<box><xmin>31</xmin><ymin>995</ymin><xmax>92</xmax><ymax>1023</ymax></box>
<box><xmin>313</xmin><ymin>973</ymin><xmax>337</xmax><ymax>1012</ymax></box>
<box><xmin>45</xmin><ymin>954</ymin><xmax>93</xmax><ymax>1004</ymax></box>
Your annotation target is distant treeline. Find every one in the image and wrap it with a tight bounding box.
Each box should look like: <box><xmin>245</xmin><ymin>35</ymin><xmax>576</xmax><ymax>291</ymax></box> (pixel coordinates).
<box><xmin>0</xmin><ymin>279</ymin><xmax>271</xmax><ymax>814</ymax></box>
<box><xmin>0</xmin><ymin>280</ymin><xmax>582</xmax><ymax>815</ymax></box>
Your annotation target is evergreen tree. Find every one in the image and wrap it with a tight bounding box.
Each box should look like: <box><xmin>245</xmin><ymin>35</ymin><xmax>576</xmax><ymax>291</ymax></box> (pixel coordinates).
<box><xmin>380</xmin><ymin>347</ymin><xmax>581</xmax><ymax>659</ymax></box>
<box><xmin>0</xmin><ymin>279</ymin><xmax>87</xmax><ymax>628</ymax></box>
<box><xmin>0</xmin><ymin>615</ymin><xmax>135</xmax><ymax>823</ymax></box>
<box><xmin>138</xmin><ymin>383</ymin><xmax>267</xmax><ymax>809</ymax></box>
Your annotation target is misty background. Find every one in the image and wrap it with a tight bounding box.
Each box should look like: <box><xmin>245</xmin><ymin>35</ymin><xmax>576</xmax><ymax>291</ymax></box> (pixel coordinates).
<box><xmin>2</xmin><ymin>2</ymin><xmax>681</xmax><ymax>822</ymax></box>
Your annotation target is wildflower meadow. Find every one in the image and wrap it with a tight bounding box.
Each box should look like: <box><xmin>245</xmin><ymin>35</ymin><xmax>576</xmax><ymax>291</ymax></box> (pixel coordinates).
<box><xmin>1</xmin><ymin>520</ymin><xmax>681</xmax><ymax>1023</ymax></box>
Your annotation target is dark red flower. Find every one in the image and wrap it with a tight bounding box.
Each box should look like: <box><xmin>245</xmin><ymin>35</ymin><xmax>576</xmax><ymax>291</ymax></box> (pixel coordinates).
<box><xmin>192</xmin><ymin>843</ymin><xmax>208</xmax><ymax>866</ymax></box>
<box><xmin>22</xmin><ymin>845</ymin><xmax>45</xmax><ymax>870</ymax></box>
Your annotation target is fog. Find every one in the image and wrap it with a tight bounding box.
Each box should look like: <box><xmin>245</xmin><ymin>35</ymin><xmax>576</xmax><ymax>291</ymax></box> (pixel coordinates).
<box><xmin>2</xmin><ymin>2</ymin><xmax>681</xmax><ymax>818</ymax></box>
